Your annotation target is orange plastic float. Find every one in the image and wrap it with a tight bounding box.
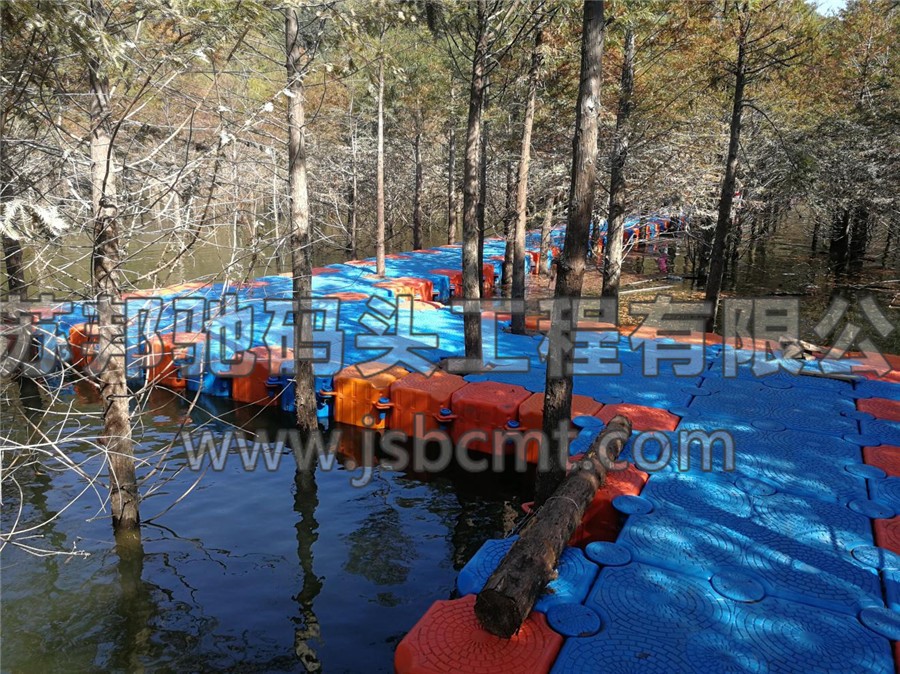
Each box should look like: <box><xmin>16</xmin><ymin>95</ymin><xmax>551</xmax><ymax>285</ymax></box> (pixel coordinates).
<box><xmin>449</xmin><ymin>381</ymin><xmax>531</xmax><ymax>454</ymax></box>
<box><xmin>325</xmin><ymin>361</ymin><xmax>409</xmax><ymax>429</ymax></box>
<box><xmin>373</xmin><ymin>276</ymin><xmax>434</xmax><ymax>301</ymax></box>
<box><xmin>429</xmin><ymin>269</ymin><xmax>463</xmax><ymax>296</ymax></box>
<box><xmin>597</xmin><ymin>402</ymin><xmax>679</xmax><ymax>432</ymax></box>
<box><xmin>68</xmin><ymin>322</ymin><xmax>99</xmax><ymax>369</ymax></box>
<box><xmin>388</xmin><ymin>370</ymin><xmax>468</xmax><ymax>437</ymax></box>
<box><xmin>874</xmin><ymin>517</ymin><xmax>900</xmax><ymax>555</ymax></box>
<box><xmin>231</xmin><ymin>345</ymin><xmax>293</xmax><ymax>406</ymax></box>
<box><xmin>863</xmin><ymin>445</ymin><xmax>900</xmax><ymax>477</ymax></box>
<box><xmin>146</xmin><ymin>332</ymin><xmax>207</xmax><ymax>389</ymax></box>
<box><xmin>521</xmin><ymin>464</ymin><xmax>648</xmax><ymax>547</ymax></box>
<box><xmin>571</xmin><ymin>464</ymin><xmax>649</xmax><ymax>546</ymax></box>
<box><xmin>517</xmin><ymin>392</ymin><xmax>603</xmax><ymax>464</ymax></box>
<box><xmin>858</xmin><ymin>398</ymin><xmax>900</xmax><ymax>423</ymax></box>
<box><xmin>394</xmin><ymin>594</ymin><xmax>563</xmax><ymax>674</ymax></box>
<box><xmin>481</xmin><ymin>263</ymin><xmax>496</xmax><ymax>293</ymax></box>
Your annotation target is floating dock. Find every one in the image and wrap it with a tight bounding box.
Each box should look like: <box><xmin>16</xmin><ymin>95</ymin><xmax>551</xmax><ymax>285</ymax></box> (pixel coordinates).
<box><xmin>8</xmin><ymin>215</ymin><xmax>900</xmax><ymax>672</ymax></box>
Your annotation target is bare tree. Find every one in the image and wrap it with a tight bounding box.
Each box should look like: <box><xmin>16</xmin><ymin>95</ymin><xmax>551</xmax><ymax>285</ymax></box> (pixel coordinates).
<box><xmin>601</xmin><ymin>27</ymin><xmax>635</xmax><ymax>299</ymax></box>
<box><xmin>537</xmin><ymin>0</ymin><xmax>606</xmax><ymax>504</ymax></box>
<box><xmin>285</xmin><ymin>7</ymin><xmax>318</xmax><ymax>437</ymax></box>
<box><xmin>88</xmin><ymin>0</ymin><xmax>139</xmax><ymax>533</ymax></box>
<box><xmin>461</xmin><ymin>0</ymin><xmax>489</xmax><ymax>360</ymax></box>
<box><xmin>511</xmin><ymin>28</ymin><xmax>543</xmax><ymax>333</ymax></box>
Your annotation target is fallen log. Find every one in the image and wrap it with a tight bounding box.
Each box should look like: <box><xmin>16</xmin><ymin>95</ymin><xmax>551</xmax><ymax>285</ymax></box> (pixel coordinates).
<box><xmin>474</xmin><ymin>414</ymin><xmax>634</xmax><ymax>638</ymax></box>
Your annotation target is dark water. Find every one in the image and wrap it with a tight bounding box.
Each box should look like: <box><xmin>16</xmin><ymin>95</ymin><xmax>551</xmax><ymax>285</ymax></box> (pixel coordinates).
<box><xmin>1</xmin><ymin>383</ymin><xmax>526</xmax><ymax>673</ymax></box>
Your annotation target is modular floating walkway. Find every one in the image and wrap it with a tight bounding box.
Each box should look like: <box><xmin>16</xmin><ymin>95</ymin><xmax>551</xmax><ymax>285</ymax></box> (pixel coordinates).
<box><xmin>9</xmin><ymin>216</ymin><xmax>900</xmax><ymax>672</ymax></box>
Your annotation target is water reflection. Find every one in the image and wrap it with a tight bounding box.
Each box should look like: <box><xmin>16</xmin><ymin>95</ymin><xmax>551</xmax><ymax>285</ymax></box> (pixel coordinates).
<box><xmin>293</xmin><ymin>468</ymin><xmax>323</xmax><ymax>672</ymax></box>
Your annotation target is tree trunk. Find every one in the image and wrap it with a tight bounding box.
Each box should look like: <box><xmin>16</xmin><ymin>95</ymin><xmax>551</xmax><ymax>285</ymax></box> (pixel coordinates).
<box><xmin>0</xmin><ymin>149</ymin><xmax>26</xmax><ymax>297</ymax></box>
<box><xmin>375</xmin><ymin>56</ymin><xmax>386</xmax><ymax>275</ymax></box>
<box><xmin>347</xmin><ymin>97</ymin><xmax>358</xmax><ymax>257</ymax></box>
<box><xmin>601</xmin><ymin>27</ymin><xmax>635</xmax><ymax>299</ymax></box>
<box><xmin>810</xmin><ymin>214</ymin><xmax>820</xmax><ymax>254</ymax></box>
<box><xmin>848</xmin><ymin>204</ymin><xmax>869</xmax><ymax>270</ymax></box>
<box><xmin>447</xmin><ymin>91</ymin><xmax>457</xmax><ymax>245</ymax></box>
<box><xmin>476</xmin><ymin>414</ymin><xmax>633</xmax><ymax>637</ymax></box>
<box><xmin>882</xmin><ymin>223</ymin><xmax>893</xmax><ymax>268</ymax></box>
<box><xmin>413</xmin><ymin>130</ymin><xmax>424</xmax><ymax>250</ymax></box>
<box><xmin>461</xmin><ymin>0</ymin><xmax>488</xmax><ymax>361</ymax></box>
<box><xmin>829</xmin><ymin>207</ymin><xmax>851</xmax><ymax>273</ymax></box>
<box><xmin>88</xmin><ymin>5</ymin><xmax>139</xmax><ymax>533</ymax></box>
<box><xmin>511</xmin><ymin>29</ymin><xmax>543</xmax><ymax>334</ymax></box>
<box><xmin>1</xmin><ymin>236</ymin><xmax>24</xmax><ymax>297</ymax></box>
<box><xmin>704</xmin><ymin>29</ymin><xmax>746</xmax><ymax>333</ymax></box>
<box><xmin>286</xmin><ymin>9</ymin><xmax>319</xmax><ymax>437</ymax></box>
<box><xmin>537</xmin><ymin>1</ymin><xmax>606</xmax><ymax>504</ymax></box>
<box><xmin>477</xmin><ymin>74</ymin><xmax>489</xmax><ymax>297</ymax></box>
<box><xmin>538</xmin><ymin>193</ymin><xmax>555</xmax><ymax>276</ymax></box>
<box><xmin>502</xmin><ymin>157</ymin><xmax>515</xmax><ymax>297</ymax></box>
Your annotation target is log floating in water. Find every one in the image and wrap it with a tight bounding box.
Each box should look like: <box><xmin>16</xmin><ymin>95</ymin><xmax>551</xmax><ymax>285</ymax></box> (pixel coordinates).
<box><xmin>474</xmin><ymin>414</ymin><xmax>634</xmax><ymax>638</ymax></box>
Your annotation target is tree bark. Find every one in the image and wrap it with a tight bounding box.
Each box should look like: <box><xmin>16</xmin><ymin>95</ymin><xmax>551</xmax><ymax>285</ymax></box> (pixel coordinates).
<box><xmin>511</xmin><ymin>28</ymin><xmax>543</xmax><ymax>334</ymax></box>
<box><xmin>704</xmin><ymin>27</ymin><xmax>746</xmax><ymax>332</ymax></box>
<box><xmin>477</xmin><ymin>74</ymin><xmax>489</xmax><ymax>297</ymax></box>
<box><xmin>537</xmin><ymin>0</ymin><xmax>606</xmax><ymax>504</ymax></box>
<box><xmin>286</xmin><ymin>9</ymin><xmax>319</xmax><ymax>437</ymax></box>
<box><xmin>0</xmin><ymin>144</ymin><xmax>26</xmax><ymax>297</ymax></box>
<box><xmin>810</xmin><ymin>214</ymin><xmax>820</xmax><ymax>254</ymax></box>
<box><xmin>88</xmin><ymin>1</ymin><xmax>139</xmax><ymax>533</ymax></box>
<box><xmin>502</xmin><ymin>157</ymin><xmax>515</xmax><ymax>296</ymax></box>
<box><xmin>347</xmin><ymin>97</ymin><xmax>358</xmax><ymax>258</ymax></box>
<box><xmin>375</xmin><ymin>55</ymin><xmax>386</xmax><ymax>275</ymax></box>
<box><xmin>829</xmin><ymin>207</ymin><xmax>851</xmax><ymax>273</ymax></box>
<box><xmin>848</xmin><ymin>204</ymin><xmax>869</xmax><ymax>269</ymax></box>
<box><xmin>538</xmin><ymin>193</ymin><xmax>554</xmax><ymax>276</ymax></box>
<box><xmin>601</xmin><ymin>27</ymin><xmax>635</xmax><ymax>299</ymax></box>
<box><xmin>476</xmin><ymin>414</ymin><xmax>633</xmax><ymax>637</ymax></box>
<box><xmin>413</xmin><ymin>130</ymin><xmax>424</xmax><ymax>250</ymax></box>
<box><xmin>447</xmin><ymin>87</ymin><xmax>457</xmax><ymax>245</ymax></box>
<box><xmin>462</xmin><ymin>0</ymin><xmax>488</xmax><ymax>361</ymax></box>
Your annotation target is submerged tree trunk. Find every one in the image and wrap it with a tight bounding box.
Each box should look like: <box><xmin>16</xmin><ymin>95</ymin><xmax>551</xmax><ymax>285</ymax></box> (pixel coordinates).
<box><xmin>286</xmin><ymin>9</ymin><xmax>318</xmax><ymax>437</ymax></box>
<box><xmin>461</xmin><ymin>0</ymin><xmax>488</xmax><ymax>361</ymax></box>
<box><xmin>502</xmin><ymin>158</ymin><xmax>515</xmax><ymax>297</ymax></box>
<box><xmin>601</xmin><ymin>27</ymin><xmax>635</xmax><ymax>299</ymax></box>
<box><xmin>537</xmin><ymin>0</ymin><xmax>606</xmax><ymax>504</ymax></box>
<box><xmin>538</xmin><ymin>193</ymin><xmax>555</xmax><ymax>277</ymax></box>
<box><xmin>810</xmin><ymin>213</ymin><xmax>820</xmax><ymax>254</ymax></box>
<box><xmin>88</xmin><ymin>6</ymin><xmax>139</xmax><ymax>533</ymax></box>
<box><xmin>704</xmin><ymin>29</ymin><xmax>746</xmax><ymax>332</ymax></box>
<box><xmin>375</xmin><ymin>56</ymin><xmax>386</xmax><ymax>275</ymax></box>
<box><xmin>829</xmin><ymin>207</ymin><xmax>851</xmax><ymax>273</ymax></box>
<box><xmin>511</xmin><ymin>28</ymin><xmax>543</xmax><ymax>334</ymax></box>
<box><xmin>848</xmin><ymin>204</ymin><xmax>869</xmax><ymax>269</ymax></box>
<box><xmin>413</xmin><ymin>129</ymin><xmax>424</xmax><ymax>250</ymax></box>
